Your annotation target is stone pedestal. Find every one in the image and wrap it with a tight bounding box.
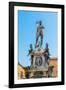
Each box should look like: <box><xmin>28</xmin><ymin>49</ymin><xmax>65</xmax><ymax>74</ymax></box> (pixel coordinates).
<box><xmin>28</xmin><ymin>69</ymin><xmax>48</xmax><ymax>78</ymax></box>
<box><xmin>29</xmin><ymin>48</ymin><xmax>49</xmax><ymax>78</ymax></box>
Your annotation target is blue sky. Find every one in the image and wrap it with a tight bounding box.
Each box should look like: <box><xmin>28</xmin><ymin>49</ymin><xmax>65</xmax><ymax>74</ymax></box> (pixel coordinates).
<box><xmin>18</xmin><ymin>10</ymin><xmax>58</xmax><ymax>67</ymax></box>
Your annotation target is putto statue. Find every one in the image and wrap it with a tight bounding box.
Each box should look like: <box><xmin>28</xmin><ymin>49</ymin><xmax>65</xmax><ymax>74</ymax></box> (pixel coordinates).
<box><xmin>35</xmin><ymin>21</ymin><xmax>44</xmax><ymax>48</ymax></box>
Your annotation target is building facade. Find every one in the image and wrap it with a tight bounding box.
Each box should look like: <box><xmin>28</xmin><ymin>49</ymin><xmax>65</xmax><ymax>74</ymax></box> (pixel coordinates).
<box><xmin>49</xmin><ymin>58</ymin><xmax>57</xmax><ymax>77</ymax></box>
<box><xmin>17</xmin><ymin>63</ymin><xmax>25</xmax><ymax>79</ymax></box>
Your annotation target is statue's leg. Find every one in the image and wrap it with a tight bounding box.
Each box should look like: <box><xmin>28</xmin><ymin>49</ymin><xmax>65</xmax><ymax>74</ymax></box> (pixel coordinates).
<box><xmin>36</xmin><ymin>35</ymin><xmax>38</xmax><ymax>45</ymax></box>
<box><xmin>41</xmin><ymin>35</ymin><xmax>43</xmax><ymax>46</ymax></box>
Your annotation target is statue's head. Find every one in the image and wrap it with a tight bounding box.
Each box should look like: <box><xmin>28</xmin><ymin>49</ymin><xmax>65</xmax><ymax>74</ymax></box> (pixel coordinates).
<box><xmin>46</xmin><ymin>43</ymin><xmax>48</xmax><ymax>48</ymax></box>
<box><xmin>36</xmin><ymin>20</ymin><xmax>42</xmax><ymax>25</ymax></box>
<box><xmin>30</xmin><ymin>44</ymin><xmax>32</xmax><ymax>48</ymax></box>
<box><xmin>39</xmin><ymin>21</ymin><xmax>42</xmax><ymax>25</ymax></box>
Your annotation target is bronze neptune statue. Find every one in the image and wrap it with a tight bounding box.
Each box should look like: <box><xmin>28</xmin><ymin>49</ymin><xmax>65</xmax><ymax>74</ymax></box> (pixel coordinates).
<box><xmin>36</xmin><ymin>21</ymin><xmax>44</xmax><ymax>48</ymax></box>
